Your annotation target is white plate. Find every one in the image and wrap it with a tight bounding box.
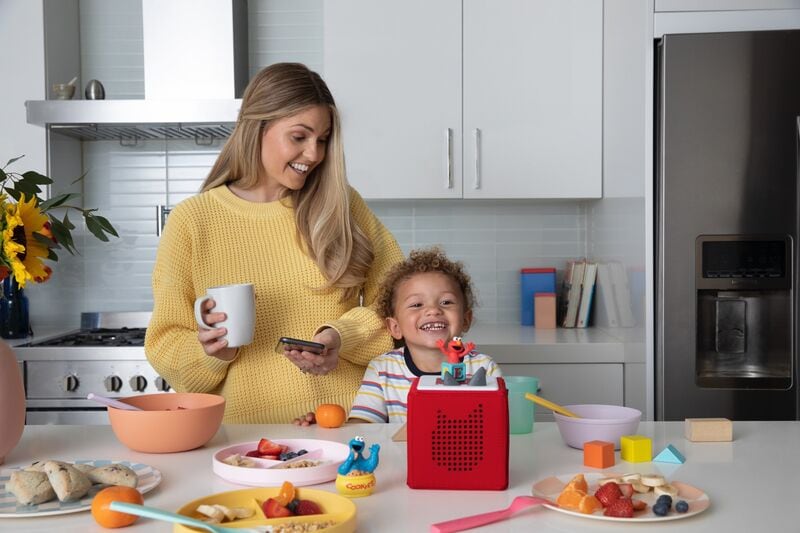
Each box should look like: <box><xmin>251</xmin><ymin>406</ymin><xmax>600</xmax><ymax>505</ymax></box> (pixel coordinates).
<box><xmin>213</xmin><ymin>439</ymin><xmax>350</xmax><ymax>487</ymax></box>
<box><xmin>0</xmin><ymin>460</ymin><xmax>162</xmax><ymax>517</ymax></box>
<box><xmin>531</xmin><ymin>472</ymin><xmax>710</xmax><ymax>522</ymax></box>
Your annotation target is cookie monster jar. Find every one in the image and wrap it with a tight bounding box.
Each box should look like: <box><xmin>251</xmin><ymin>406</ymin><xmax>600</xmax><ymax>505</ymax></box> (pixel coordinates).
<box><xmin>0</xmin><ymin>341</ymin><xmax>25</xmax><ymax>464</ymax></box>
<box><xmin>335</xmin><ymin>436</ymin><xmax>380</xmax><ymax>498</ymax></box>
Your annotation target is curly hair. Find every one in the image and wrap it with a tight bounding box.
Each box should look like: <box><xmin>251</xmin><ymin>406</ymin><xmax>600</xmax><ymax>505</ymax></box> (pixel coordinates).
<box><xmin>376</xmin><ymin>247</ymin><xmax>476</xmax><ymax>320</ymax></box>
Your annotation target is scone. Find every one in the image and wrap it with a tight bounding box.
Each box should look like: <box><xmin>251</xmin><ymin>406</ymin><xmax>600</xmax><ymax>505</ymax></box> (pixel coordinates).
<box><xmin>71</xmin><ymin>463</ymin><xmax>96</xmax><ymax>476</ymax></box>
<box><xmin>88</xmin><ymin>464</ymin><xmax>138</xmax><ymax>488</ymax></box>
<box><xmin>43</xmin><ymin>461</ymin><xmax>92</xmax><ymax>502</ymax></box>
<box><xmin>5</xmin><ymin>471</ymin><xmax>56</xmax><ymax>505</ymax></box>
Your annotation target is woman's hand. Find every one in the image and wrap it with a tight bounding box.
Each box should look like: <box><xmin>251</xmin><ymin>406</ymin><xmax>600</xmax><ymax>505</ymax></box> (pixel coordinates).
<box><xmin>197</xmin><ymin>298</ymin><xmax>239</xmax><ymax>361</ymax></box>
<box><xmin>292</xmin><ymin>412</ymin><xmax>316</xmax><ymax>426</ymax></box>
<box><xmin>283</xmin><ymin>328</ymin><xmax>341</xmax><ymax>375</ymax></box>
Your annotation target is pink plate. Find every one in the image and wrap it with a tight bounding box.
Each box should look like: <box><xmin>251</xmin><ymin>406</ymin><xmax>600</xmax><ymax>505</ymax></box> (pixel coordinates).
<box><xmin>531</xmin><ymin>472</ymin><xmax>710</xmax><ymax>522</ymax></box>
<box><xmin>212</xmin><ymin>439</ymin><xmax>350</xmax><ymax>487</ymax></box>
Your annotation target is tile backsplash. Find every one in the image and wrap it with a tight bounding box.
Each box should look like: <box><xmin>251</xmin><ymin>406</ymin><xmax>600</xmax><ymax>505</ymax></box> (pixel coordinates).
<box><xmin>27</xmin><ymin>141</ymin><xmax>588</xmax><ymax>328</ymax></box>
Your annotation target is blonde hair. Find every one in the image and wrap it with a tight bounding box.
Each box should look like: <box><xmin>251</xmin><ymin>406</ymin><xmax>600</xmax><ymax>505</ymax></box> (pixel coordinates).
<box><xmin>202</xmin><ymin>63</ymin><xmax>373</xmax><ymax>300</ymax></box>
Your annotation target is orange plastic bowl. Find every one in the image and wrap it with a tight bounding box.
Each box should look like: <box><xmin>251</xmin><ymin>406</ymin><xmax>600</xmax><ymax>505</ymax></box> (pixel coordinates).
<box><xmin>107</xmin><ymin>393</ymin><xmax>225</xmax><ymax>453</ymax></box>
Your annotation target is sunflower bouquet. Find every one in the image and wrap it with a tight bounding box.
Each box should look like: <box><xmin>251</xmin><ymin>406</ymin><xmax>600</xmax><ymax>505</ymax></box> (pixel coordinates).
<box><xmin>0</xmin><ymin>155</ymin><xmax>118</xmax><ymax>288</ymax></box>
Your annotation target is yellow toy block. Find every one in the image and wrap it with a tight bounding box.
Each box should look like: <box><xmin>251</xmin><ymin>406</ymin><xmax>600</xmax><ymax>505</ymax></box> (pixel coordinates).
<box><xmin>620</xmin><ymin>434</ymin><xmax>652</xmax><ymax>463</ymax></box>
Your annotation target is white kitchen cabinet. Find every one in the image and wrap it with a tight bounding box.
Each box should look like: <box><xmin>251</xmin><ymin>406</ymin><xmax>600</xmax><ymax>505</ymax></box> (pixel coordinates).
<box><xmin>323</xmin><ymin>0</ymin><xmax>602</xmax><ymax>200</ymax></box>
<box><xmin>502</xmin><ymin>363</ymin><xmax>624</xmax><ymax>422</ymax></box>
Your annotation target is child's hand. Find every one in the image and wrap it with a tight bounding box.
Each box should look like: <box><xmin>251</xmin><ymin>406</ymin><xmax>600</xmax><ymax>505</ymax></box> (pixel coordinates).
<box><xmin>292</xmin><ymin>412</ymin><xmax>316</xmax><ymax>426</ymax></box>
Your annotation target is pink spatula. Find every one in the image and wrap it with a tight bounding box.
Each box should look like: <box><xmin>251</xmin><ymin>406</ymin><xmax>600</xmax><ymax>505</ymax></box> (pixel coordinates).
<box><xmin>430</xmin><ymin>495</ymin><xmax>553</xmax><ymax>533</ymax></box>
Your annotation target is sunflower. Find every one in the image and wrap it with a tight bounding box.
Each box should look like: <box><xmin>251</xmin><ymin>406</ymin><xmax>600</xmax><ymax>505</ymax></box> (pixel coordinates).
<box><xmin>1</xmin><ymin>193</ymin><xmax>50</xmax><ymax>287</ymax></box>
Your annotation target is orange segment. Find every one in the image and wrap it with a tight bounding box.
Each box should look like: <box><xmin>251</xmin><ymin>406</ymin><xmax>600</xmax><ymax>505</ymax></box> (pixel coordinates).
<box><xmin>564</xmin><ymin>473</ymin><xmax>588</xmax><ymax>494</ymax></box>
<box><xmin>578</xmin><ymin>494</ymin><xmax>602</xmax><ymax>514</ymax></box>
<box><xmin>556</xmin><ymin>489</ymin><xmax>584</xmax><ymax>510</ymax></box>
<box><xmin>274</xmin><ymin>480</ymin><xmax>296</xmax><ymax>506</ymax></box>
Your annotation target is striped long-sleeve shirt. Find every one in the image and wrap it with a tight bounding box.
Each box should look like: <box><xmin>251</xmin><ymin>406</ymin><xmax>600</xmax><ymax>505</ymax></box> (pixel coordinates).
<box><xmin>349</xmin><ymin>347</ymin><xmax>502</xmax><ymax>423</ymax></box>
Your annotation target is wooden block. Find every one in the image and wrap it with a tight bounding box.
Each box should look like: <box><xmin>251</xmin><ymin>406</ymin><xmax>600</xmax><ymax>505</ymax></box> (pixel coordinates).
<box><xmin>534</xmin><ymin>293</ymin><xmax>556</xmax><ymax>329</ymax></box>
<box><xmin>583</xmin><ymin>440</ymin><xmax>615</xmax><ymax>469</ymax></box>
<box><xmin>684</xmin><ymin>418</ymin><xmax>732</xmax><ymax>442</ymax></box>
<box><xmin>391</xmin><ymin>423</ymin><xmax>407</xmax><ymax>442</ymax></box>
<box><xmin>620</xmin><ymin>434</ymin><xmax>652</xmax><ymax>463</ymax></box>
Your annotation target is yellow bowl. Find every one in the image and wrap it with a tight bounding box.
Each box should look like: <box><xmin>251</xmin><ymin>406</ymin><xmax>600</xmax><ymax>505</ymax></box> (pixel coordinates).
<box><xmin>173</xmin><ymin>486</ymin><xmax>356</xmax><ymax>532</ymax></box>
<box><xmin>335</xmin><ymin>473</ymin><xmax>376</xmax><ymax>498</ymax></box>
<box><xmin>108</xmin><ymin>392</ymin><xmax>224</xmax><ymax>453</ymax></box>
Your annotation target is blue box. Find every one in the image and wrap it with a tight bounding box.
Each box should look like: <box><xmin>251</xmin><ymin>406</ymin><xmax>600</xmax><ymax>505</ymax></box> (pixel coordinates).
<box><xmin>520</xmin><ymin>268</ymin><xmax>556</xmax><ymax>325</ymax></box>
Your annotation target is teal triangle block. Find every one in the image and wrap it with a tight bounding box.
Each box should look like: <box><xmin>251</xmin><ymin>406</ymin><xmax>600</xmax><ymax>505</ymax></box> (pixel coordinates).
<box><xmin>653</xmin><ymin>444</ymin><xmax>685</xmax><ymax>464</ymax></box>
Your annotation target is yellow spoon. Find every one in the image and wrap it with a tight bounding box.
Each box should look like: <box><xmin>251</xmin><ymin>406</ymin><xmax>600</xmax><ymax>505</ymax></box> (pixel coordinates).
<box><xmin>525</xmin><ymin>392</ymin><xmax>581</xmax><ymax>418</ymax></box>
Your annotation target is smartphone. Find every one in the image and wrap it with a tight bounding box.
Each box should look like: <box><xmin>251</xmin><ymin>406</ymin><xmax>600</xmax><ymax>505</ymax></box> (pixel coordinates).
<box><xmin>276</xmin><ymin>337</ymin><xmax>325</xmax><ymax>355</ymax></box>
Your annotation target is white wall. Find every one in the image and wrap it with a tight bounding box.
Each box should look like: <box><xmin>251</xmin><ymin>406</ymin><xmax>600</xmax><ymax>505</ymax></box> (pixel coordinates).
<box><xmin>0</xmin><ymin>0</ymin><xmax>46</xmax><ymax>175</ymax></box>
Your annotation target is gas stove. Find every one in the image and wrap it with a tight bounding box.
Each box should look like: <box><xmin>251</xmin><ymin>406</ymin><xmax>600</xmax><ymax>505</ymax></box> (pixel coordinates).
<box><xmin>14</xmin><ymin>312</ymin><xmax>171</xmax><ymax>425</ymax></box>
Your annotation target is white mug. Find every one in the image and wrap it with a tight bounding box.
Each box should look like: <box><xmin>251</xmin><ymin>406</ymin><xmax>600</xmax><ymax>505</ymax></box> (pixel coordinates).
<box><xmin>194</xmin><ymin>283</ymin><xmax>255</xmax><ymax>348</ymax></box>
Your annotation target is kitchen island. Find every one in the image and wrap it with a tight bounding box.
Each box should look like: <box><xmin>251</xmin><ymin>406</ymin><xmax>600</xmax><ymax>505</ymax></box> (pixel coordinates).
<box><xmin>3</xmin><ymin>421</ymin><xmax>797</xmax><ymax>532</ymax></box>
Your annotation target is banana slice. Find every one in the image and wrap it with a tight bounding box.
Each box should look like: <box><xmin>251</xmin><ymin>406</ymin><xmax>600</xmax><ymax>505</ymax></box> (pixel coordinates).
<box><xmin>597</xmin><ymin>477</ymin><xmax>622</xmax><ymax>486</ymax></box>
<box><xmin>196</xmin><ymin>504</ymin><xmax>225</xmax><ymax>523</ymax></box>
<box><xmin>640</xmin><ymin>474</ymin><xmax>666</xmax><ymax>487</ymax></box>
<box><xmin>621</xmin><ymin>473</ymin><xmax>641</xmax><ymax>483</ymax></box>
<box><xmin>654</xmin><ymin>483</ymin><xmax>679</xmax><ymax>498</ymax></box>
<box><xmin>631</xmin><ymin>481</ymin><xmax>651</xmax><ymax>493</ymax></box>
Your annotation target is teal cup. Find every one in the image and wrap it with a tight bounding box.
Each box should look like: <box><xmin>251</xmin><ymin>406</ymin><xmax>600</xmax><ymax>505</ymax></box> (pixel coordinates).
<box><xmin>505</xmin><ymin>375</ymin><xmax>539</xmax><ymax>434</ymax></box>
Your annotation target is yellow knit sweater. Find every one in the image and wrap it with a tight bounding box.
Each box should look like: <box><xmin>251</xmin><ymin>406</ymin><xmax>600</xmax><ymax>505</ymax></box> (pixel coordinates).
<box><xmin>145</xmin><ymin>185</ymin><xmax>403</xmax><ymax>423</ymax></box>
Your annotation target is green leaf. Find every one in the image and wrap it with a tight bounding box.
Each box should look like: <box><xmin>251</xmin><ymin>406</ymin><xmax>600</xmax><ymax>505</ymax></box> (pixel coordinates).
<box><xmin>70</xmin><ymin>169</ymin><xmax>89</xmax><ymax>186</ymax></box>
<box><xmin>47</xmin><ymin>248</ymin><xmax>58</xmax><ymax>261</ymax></box>
<box><xmin>6</xmin><ymin>189</ymin><xmax>21</xmax><ymax>202</ymax></box>
<box><xmin>92</xmin><ymin>215</ymin><xmax>119</xmax><ymax>237</ymax></box>
<box><xmin>49</xmin><ymin>218</ymin><xmax>76</xmax><ymax>255</ymax></box>
<box><xmin>0</xmin><ymin>169</ymin><xmax>6</xmax><ymax>181</ymax></box>
<box><xmin>32</xmin><ymin>232</ymin><xmax>57</xmax><ymax>249</ymax></box>
<box><xmin>85</xmin><ymin>216</ymin><xmax>109</xmax><ymax>242</ymax></box>
<box><xmin>13</xmin><ymin>180</ymin><xmax>41</xmax><ymax>197</ymax></box>
<box><xmin>40</xmin><ymin>193</ymin><xmax>79</xmax><ymax>211</ymax></box>
<box><xmin>21</xmin><ymin>171</ymin><xmax>53</xmax><ymax>185</ymax></box>
<box><xmin>4</xmin><ymin>155</ymin><xmax>24</xmax><ymax>167</ymax></box>
<box><xmin>62</xmin><ymin>212</ymin><xmax>75</xmax><ymax>231</ymax></box>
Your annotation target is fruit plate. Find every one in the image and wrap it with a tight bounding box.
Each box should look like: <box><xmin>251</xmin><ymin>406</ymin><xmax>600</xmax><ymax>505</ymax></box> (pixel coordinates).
<box><xmin>0</xmin><ymin>460</ymin><xmax>161</xmax><ymax>518</ymax></box>
<box><xmin>212</xmin><ymin>439</ymin><xmax>350</xmax><ymax>487</ymax></box>
<box><xmin>173</xmin><ymin>486</ymin><xmax>356</xmax><ymax>533</ymax></box>
<box><xmin>531</xmin><ymin>472</ymin><xmax>710</xmax><ymax>522</ymax></box>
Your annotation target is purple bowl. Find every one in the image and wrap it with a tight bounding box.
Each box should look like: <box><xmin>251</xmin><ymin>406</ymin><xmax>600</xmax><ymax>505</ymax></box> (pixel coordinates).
<box><xmin>553</xmin><ymin>404</ymin><xmax>642</xmax><ymax>450</ymax></box>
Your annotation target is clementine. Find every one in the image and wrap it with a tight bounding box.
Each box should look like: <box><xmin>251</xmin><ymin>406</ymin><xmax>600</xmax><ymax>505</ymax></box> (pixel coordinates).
<box><xmin>315</xmin><ymin>403</ymin><xmax>347</xmax><ymax>428</ymax></box>
<box><xmin>91</xmin><ymin>485</ymin><xmax>143</xmax><ymax>528</ymax></box>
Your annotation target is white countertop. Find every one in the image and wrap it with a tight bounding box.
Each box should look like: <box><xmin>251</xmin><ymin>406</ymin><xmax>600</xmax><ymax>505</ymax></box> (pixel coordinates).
<box><xmin>3</xmin><ymin>420</ymin><xmax>797</xmax><ymax>532</ymax></box>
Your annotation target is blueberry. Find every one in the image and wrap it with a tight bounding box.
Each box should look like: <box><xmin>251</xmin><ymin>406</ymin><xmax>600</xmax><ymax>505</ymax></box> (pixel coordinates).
<box><xmin>675</xmin><ymin>500</ymin><xmax>689</xmax><ymax>513</ymax></box>
<box><xmin>656</xmin><ymin>494</ymin><xmax>673</xmax><ymax>508</ymax></box>
<box><xmin>298</xmin><ymin>449</ymin><xmax>308</xmax><ymax>455</ymax></box>
<box><xmin>286</xmin><ymin>499</ymin><xmax>300</xmax><ymax>513</ymax></box>
<box><xmin>652</xmin><ymin>503</ymin><xmax>669</xmax><ymax>516</ymax></box>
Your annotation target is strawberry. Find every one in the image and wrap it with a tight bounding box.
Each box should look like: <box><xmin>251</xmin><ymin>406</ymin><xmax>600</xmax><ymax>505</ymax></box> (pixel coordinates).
<box><xmin>594</xmin><ymin>482</ymin><xmax>623</xmax><ymax>508</ymax></box>
<box><xmin>262</xmin><ymin>497</ymin><xmax>293</xmax><ymax>518</ymax></box>
<box><xmin>257</xmin><ymin>438</ymin><xmax>284</xmax><ymax>456</ymax></box>
<box><xmin>603</xmin><ymin>497</ymin><xmax>634</xmax><ymax>518</ymax></box>
<box><xmin>294</xmin><ymin>499</ymin><xmax>323</xmax><ymax>516</ymax></box>
<box><xmin>618</xmin><ymin>483</ymin><xmax>634</xmax><ymax>498</ymax></box>
<box><xmin>631</xmin><ymin>499</ymin><xmax>647</xmax><ymax>512</ymax></box>
<box><xmin>245</xmin><ymin>450</ymin><xmax>261</xmax><ymax>457</ymax></box>
<box><xmin>259</xmin><ymin>454</ymin><xmax>279</xmax><ymax>460</ymax></box>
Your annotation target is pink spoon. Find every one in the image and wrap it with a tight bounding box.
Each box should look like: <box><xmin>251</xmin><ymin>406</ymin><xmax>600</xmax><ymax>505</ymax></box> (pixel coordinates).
<box><xmin>430</xmin><ymin>495</ymin><xmax>553</xmax><ymax>533</ymax></box>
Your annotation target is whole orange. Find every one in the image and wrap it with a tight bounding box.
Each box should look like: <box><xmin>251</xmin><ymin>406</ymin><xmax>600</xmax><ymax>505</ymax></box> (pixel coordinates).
<box><xmin>91</xmin><ymin>485</ymin><xmax>143</xmax><ymax>528</ymax></box>
<box><xmin>315</xmin><ymin>403</ymin><xmax>347</xmax><ymax>428</ymax></box>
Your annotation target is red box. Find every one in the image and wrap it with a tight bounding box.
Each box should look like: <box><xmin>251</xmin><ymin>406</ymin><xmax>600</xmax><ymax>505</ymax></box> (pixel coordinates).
<box><xmin>406</xmin><ymin>375</ymin><xmax>509</xmax><ymax>490</ymax></box>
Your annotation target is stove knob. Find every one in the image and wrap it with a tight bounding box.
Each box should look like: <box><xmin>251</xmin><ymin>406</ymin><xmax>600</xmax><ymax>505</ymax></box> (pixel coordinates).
<box><xmin>129</xmin><ymin>375</ymin><xmax>148</xmax><ymax>392</ymax></box>
<box><xmin>104</xmin><ymin>375</ymin><xmax>123</xmax><ymax>393</ymax></box>
<box><xmin>155</xmin><ymin>376</ymin><xmax>171</xmax><ymax>392</ymax></box>
<box><xmin>62</xmin><ymin>374</ymin><xmax>79</xmax><ymax>392</ymax></box>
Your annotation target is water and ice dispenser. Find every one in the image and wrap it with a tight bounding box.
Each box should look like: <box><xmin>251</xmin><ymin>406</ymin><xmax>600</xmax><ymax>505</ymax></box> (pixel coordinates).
<box><xmin>695</xmin><ymin>236</ymin><xmax>793</xmax><ymax>390</ymax></box>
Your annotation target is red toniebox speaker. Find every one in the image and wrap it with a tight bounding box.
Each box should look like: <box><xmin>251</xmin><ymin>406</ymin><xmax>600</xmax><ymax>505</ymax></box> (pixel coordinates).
<box><xmin>406</xmin><ymin>375</ymin><xmax>509</xmax><ymax>490</ymax></box>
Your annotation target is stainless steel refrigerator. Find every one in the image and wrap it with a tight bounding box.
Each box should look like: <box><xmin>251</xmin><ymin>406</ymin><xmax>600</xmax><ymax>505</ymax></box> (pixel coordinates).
<box><xmin>656</xmin><ymin>30</ymin><xmax>800</xmax><ymax>421</ymax></box>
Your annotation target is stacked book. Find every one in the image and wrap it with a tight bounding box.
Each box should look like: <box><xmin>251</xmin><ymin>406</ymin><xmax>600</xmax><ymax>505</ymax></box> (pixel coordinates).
<box><xmin>559</xmin><ymin>260</ymin><xmax>635</xmax><ymax>328</ymax></box>
<box><xmin>558</xmin><ymin>259</ymin><xmax>597</xmax><ymax>328</ymax></box>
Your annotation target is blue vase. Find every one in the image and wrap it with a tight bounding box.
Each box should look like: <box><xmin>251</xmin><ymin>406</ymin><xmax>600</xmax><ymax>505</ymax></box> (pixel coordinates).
<box><xmin>0</xmin><ymin>277</ymin><xmax>31</xmax><ymax>339</ymax></box>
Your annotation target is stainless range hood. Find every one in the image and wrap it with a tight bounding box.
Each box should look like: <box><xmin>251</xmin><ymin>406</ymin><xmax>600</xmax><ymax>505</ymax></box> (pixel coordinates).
<box><xmin>26</xmin><ymin>0</ymin><xmax>247</xmax><ymax>142</ymax></box>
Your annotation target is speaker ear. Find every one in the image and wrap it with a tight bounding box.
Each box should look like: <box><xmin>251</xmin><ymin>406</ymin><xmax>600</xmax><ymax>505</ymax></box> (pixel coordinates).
<box><xmin>467</xmin><ymin>367</ymin><xmax>487</xmax><ymax>386</ymax></box>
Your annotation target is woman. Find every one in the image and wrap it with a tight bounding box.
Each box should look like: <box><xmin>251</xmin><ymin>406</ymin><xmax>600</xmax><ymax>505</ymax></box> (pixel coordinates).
<box><xmin>145</xmin><ymin>63</ymin><xmax>403</xmax><ymax>423</ymax></box>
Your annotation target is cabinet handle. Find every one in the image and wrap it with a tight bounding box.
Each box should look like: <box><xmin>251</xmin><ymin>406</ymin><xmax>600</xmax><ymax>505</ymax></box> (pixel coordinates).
<box><xmin>444</xmin><ymin>128</ymin><xmax>453</xmax><ymax>189</ymax></box>
<box><xmin>474</xmin><ymin>128</ymin><xmax>481</xmax><ymax>190</ymax></box>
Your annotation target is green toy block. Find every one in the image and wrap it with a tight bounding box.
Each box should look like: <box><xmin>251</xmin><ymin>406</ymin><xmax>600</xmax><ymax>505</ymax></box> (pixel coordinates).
<box><xmin>620</xmin><ymin>434</ymin><xmax>652</xmax><ymax>463</ymax></box>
